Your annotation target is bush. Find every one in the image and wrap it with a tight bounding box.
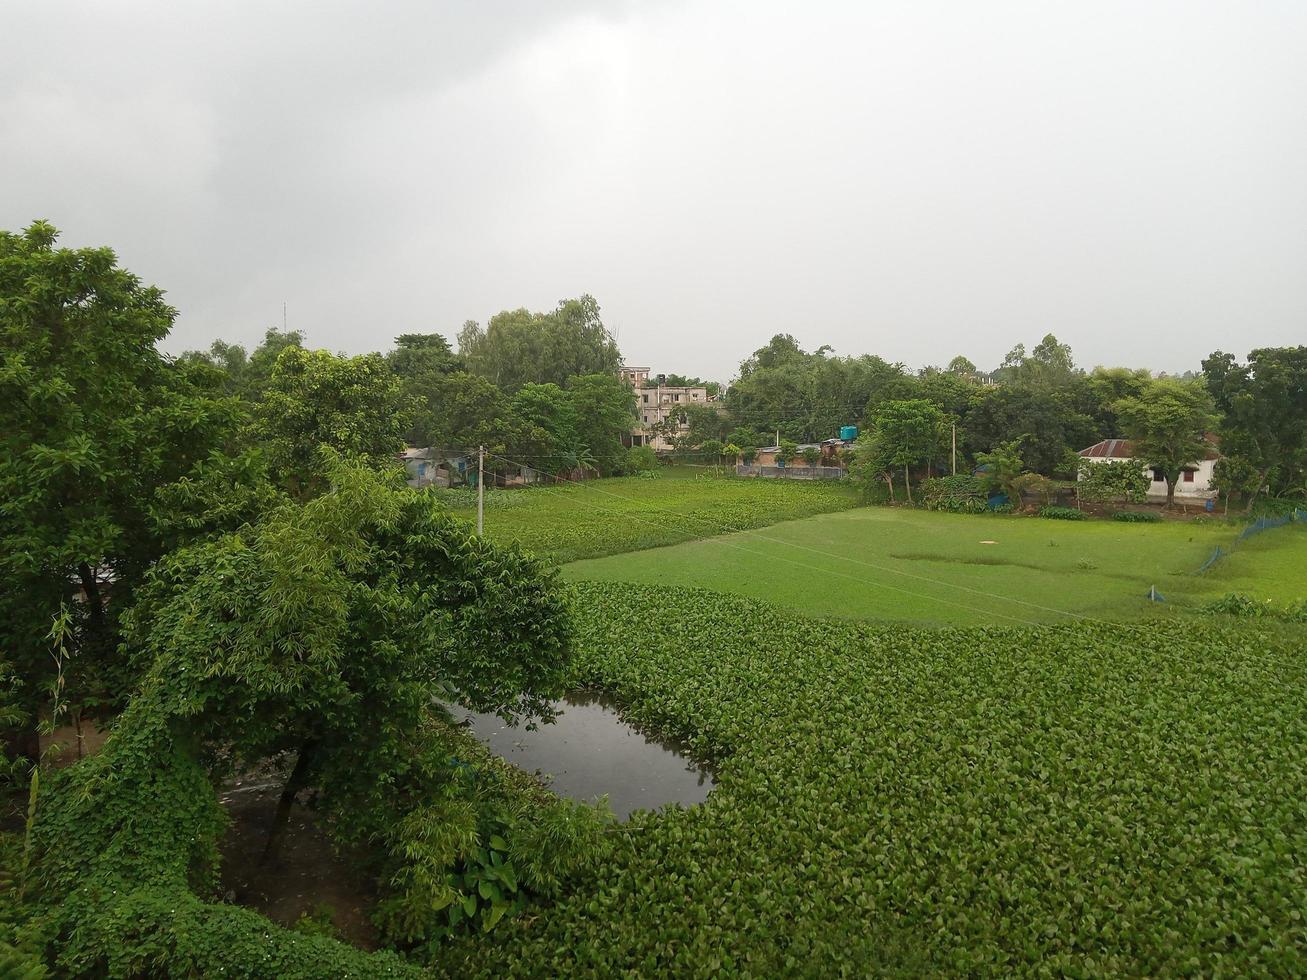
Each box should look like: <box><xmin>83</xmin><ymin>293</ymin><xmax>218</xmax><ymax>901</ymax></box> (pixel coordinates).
<box><xmin>1201</xmin><ymin>593</ymin><xmax>1307</xmax><ymax>623</ymax></box>
<box><xmin>1111</xmin><ymin>510</ymin><xmax>1161</xmax><ymax>523</ymax></box>
<box><xmin>1038</xmin><ymin>506</ymin><xmax>1087</xmax><ymax>521</ymax></box>
<box><xmin>1077</xmin><ymin>460</ymin><xmax>1150</xmax><ymax>504</ymax></box>
<box><xmin>920</xmin><ymin>475</ymin><xmax>986</xmax><ymax>513</ymax></box>
<box><xmin>626</xmin><ymin>445</ymin><xmax>658</xmax><ymax>475</ymax></box>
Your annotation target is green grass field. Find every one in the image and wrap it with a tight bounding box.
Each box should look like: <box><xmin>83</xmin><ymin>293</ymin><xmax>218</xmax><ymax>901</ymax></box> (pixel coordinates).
<box><xmin>564</xmin><ymin>506</ymin><xmax>1307</xmax><ymax>625</ymax></box>
<box><xmin>445</xmin><ymin>468</ymin><xmax>860</xmax><ymax>564</ymax></box>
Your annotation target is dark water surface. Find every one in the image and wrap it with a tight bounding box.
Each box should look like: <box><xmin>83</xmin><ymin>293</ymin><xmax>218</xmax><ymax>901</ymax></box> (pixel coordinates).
<box><xmin>453</xmin><ymin>694</ymin><xmax>715</xmax><ymax>819</ymax></box>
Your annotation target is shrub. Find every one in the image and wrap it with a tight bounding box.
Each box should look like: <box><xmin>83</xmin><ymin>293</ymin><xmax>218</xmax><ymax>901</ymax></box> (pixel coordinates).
<box><xmin>1111</xmin><ymin>510</ymin><xmax>1161</xmax><ymax>523</ymax></box>
<box><xmin>1038</xmin><ymin>506</ymin><xmax>1087</xmax><ymax>521</ymax></box>
<box><xmin>626</xmin><ymin>445</ymin><xmax>658</xmax><ymax>475</ymax></box>
<box><xmin>920</xmin><ymin>475</ymin><xmax>986</xmax><ymax>513</ymax></box>
<box><xmin>1077</xmin><ymin>459</ymin><xmax>1150</xmax><ymax>504</ymax></box>
<box><xmin>1201</xmin><ymin>593</ymin><xmax>1307</xmax><ymax>623</ymax></box>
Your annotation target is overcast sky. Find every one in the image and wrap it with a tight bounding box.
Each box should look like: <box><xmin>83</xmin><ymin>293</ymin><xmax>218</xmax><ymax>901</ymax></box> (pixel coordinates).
<box><xmin>4</xmin><ymin>1</ymin><xmax>1305</xmax><ymax>381</ymax></box>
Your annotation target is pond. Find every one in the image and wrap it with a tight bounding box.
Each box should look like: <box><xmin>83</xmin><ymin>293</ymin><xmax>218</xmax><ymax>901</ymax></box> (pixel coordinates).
<box><xmin>451</xmin><ymin>693</ymin><xmax>715</xmax><ymax>819</ymax></box>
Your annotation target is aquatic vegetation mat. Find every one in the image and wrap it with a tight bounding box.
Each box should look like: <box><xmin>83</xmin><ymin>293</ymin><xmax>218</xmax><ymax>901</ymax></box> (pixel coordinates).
<box><xmin>448</xmin><ymin>583</ymin><xmax>1307</xmax><ymax>976</ymax></box>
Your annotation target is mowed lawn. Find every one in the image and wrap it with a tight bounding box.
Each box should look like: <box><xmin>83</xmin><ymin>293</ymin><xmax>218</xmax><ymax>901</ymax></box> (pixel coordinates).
<box><xmin>561</xmin><ymin>507</ymin><xmax>1295</xmax><ymax>626</ymax></box>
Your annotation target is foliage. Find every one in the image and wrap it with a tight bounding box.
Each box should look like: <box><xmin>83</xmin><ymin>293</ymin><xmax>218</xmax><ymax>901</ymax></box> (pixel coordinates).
<box><xmin>19</xmin><ymin>459</ymin><xmax>582</xmax><ymax>973</ymax></box>
<box><xmin>565</xmin><ymin>373</ymin><xmax>637</xmax><ymax>477</ymax></box>
<box><xmin>919</xmin><ymin>475</ymin><xmax>987</xmax><ymax>513</ymax></box>
<box><xmin>1038</xmin><ymin>505</ymin><xmax>1087</xmax><ymax>521</ymax></box>
<box><xmin>178</xmin><ymin>327</ymin><xmax>305</xmax><ymax>400</ymax></box>
<box><xmin>625</xmin><ymin>445</ymin><xmax>658</xmax><ymax>474</ymax></box>
<box><xmin>252</xmin><ymin>346</ymin><xmax>407</xmax><ymax>494</ymax></box>
<box><xmin>799</xmin><ymin>446</ymin><xmax>822</xmax><ymax>468</ymax></box>
<box><xmin>974</xmin><ymin>439</ymin><xmax>1025</xmax><ymax>500</ymax></box>
<box><xmin>1112</xmin><ymin>510</ymin><xmax>1161</xmax><ymax>523</ymax></box>
<box><xmin>965</xmin><ymin>385</ymin><xmax>1095</xmax><ymax>476</ymax></box>
<box><xmin>1203</xmin><ymin>346</ymin><xmax>1307</xmax><ymax>506</ymax></box>
<box><xmin>1077</xmin><ymin>458</ymin><xmax>1150</xmax><ymax>504</ymax></box>
<box><xmin>450</xmin><ymin>469</ymin><xmax>859</xmax><ymax>564</ymax></box>
<box><xmin>386</xmin><ymin>332</ymin><xmax>464</xmax><ymax>445</ymax></box>
<box><xmin>458</xmin><ymin>295</ymin><xmax>620</xmax><ymax>392</ymax></box>
<box><xmin>861</xmin><ymin>399</ymin><xmax>948</xmax><ymax>504</ymax></box>
<box><xmin>727</xmin><ymin>334</ymin><xmax>910</xmax><ymax>443</ymax></box>
<box><xmin>449</xmin><ymin>583</ymin><xmax>1307</xmax><ymax>976</ymax></box>
<box><xmin>1113</xmin><ymin>380</ymin><xmax>1216</xmax><ymax>507</ymax></box>
<box><xmin>0</xmin><ymin>220</ymin><xmax>241</xmax><ymax>738</ymax></box>
<box><xmin>1011</xmin><ymin>472</ymin><xmax>1056</xmax><ymax>505</ymax></box>
<box><xmin>1200</xmin><ymin>593</ymin><xmax>1307</xmax><ymax>622</ymax></box>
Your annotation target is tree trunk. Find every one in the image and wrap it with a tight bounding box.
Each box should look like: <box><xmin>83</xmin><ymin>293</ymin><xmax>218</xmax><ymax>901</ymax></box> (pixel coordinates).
<box><xmin>884</xmin><ymin>472</ymin><xmax>895</xmax><ymax>501</ymax></box>
<box><xmin>261</xmin><ymin>740</ymin><xmax>318</xmax><ymax>865</ymax></box>
<box><xmin>76</xmin><ymin>562</ymin><xmax>106</xmax><ymax>630</ymax></box>
<box><xmin>903</xmin><ymin>465</ymin><xmax>913</xmax><ymax>505</ymax></box>
<box><xmin>1165</xmin><ymin>477</ymin><xmax>1176</xmax><ymax>509</ymax></box>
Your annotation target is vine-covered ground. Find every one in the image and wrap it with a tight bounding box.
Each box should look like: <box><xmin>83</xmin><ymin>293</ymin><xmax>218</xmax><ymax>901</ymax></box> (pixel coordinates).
<box><xmin>445</xmin><ymin>468</ymin><xmax>860</xmax><ymax>564</ymax></box>
<box><xmin>445</xmin><ymin>583</ymin><xmax>1307</xmax><ymax>976</ymax></box>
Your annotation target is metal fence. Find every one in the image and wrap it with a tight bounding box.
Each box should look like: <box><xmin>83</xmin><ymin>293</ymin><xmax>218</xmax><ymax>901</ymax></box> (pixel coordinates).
<box><xmin>735</xmin><ymin>464</ymin><xmax>847</xmax><ymax>481</ymax></box>
<box><xmin>1196</xmin><ymin>507</ymin><xmax>1305</xmax><ymax>574</ymax></box>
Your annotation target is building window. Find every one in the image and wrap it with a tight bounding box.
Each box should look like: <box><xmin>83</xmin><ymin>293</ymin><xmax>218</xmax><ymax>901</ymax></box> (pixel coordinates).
<box><xmin>1152</xmin><ymin>468</ymin><xmax>1166</xmax><ymax>482</ymax></box>
<box><xmin>1183</xmin><ymin>470</ymin><xmax>1195</xmax><ymax>483</ymax></box>
<box><xmin>642</xmin><ymin>394</ymin><xmax>649</xmax><ymax>403</ymax></box>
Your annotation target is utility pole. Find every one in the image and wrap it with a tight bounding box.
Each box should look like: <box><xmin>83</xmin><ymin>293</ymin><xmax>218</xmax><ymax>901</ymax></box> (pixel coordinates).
<box><xmin>477</xmin><ymin>445</ymin><xmax>485</xmax><ymax>535</ymax></box>
<box><xmin>951</xmin><ymin>423</ymin><xmax>957</xmax><ymax>476</ymax></box>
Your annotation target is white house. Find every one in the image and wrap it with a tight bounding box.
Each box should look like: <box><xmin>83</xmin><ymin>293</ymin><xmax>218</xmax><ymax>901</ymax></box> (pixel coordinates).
<box><xmin>1076</xmin><ymin>437</ymin><xmax>1221</xmax><ymax>502</ymax></box>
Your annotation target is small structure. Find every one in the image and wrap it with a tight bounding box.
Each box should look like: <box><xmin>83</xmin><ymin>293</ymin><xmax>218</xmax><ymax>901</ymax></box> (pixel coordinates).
<box><xmin>400</xmin><ymin>448</ymin><xmax>470</xmax><ymax>488</ymax></box>
<box><xmin>739</xmin><ymin>437</ymin><xmax>850</xmax><ymax>480</ymax></box>
<box><xmin>1076</xmin><ymin>437</ymin><xmax>1221</xmax><ymax>502</ymax></box>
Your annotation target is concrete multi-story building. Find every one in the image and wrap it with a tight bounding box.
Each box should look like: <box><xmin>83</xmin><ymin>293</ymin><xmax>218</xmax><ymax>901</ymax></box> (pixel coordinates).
<box><xmin>620</xmin><ymin>366</ymin><xmax>714</xmax><ymax>451</ymax></box>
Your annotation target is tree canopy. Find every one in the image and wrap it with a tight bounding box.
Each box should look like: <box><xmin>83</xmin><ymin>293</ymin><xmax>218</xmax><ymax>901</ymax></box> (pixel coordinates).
<box><xmin>0</xmin><ymin>221</ymin><xmax>239</xmax><ymax>743</ymax></box>
<box><xmin>458</xmin><ymin>295</ymin><xmax>620</xmax><ymax>392</ymax></box>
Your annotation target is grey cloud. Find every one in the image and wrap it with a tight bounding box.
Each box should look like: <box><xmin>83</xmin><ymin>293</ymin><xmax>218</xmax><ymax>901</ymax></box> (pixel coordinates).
<box><xmin>3</xmin><ymin>1</ymin><xmax>1305</xmax><ymax>381</ymax></box>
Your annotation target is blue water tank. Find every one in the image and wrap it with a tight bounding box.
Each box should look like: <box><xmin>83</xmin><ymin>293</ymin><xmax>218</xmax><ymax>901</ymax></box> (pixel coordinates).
<box><xmin>839</xmin><ymin>425</ymin><xmax>859</xmax><ymax>441</ymax></box>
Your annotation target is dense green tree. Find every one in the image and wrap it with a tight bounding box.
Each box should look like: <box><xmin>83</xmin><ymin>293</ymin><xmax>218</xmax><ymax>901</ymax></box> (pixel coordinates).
<box><xmin>386</xmin><ymin>333</ymin><xmax>463</xmax><ymax>445</ymax></box>
<box><xmin>458</xmin><ymin>295</ymin><xmax>621</xmax><ymax>392</ymax></box>
<box><xmin>974</xmin><ymin>439</ymin><xmax>1026</xmax><ymax>502</ymax></box>
<box><xmin>1076</xmin><ymin>459</ymin><xmax>1150</xmax><ymax>505</ymax></box>
<box><xmin>252</xmin><ymin>346</ymin><xmax>407</xmax><ymax>495</ymax></box>
<box><xmin>1113</xmin><ymin>380</ymin><xmax>1216</xmax><ymax>507</ymax></box>
<box><xmin>511</xmin><ymin>383</ymin><xmax>582</xmax><ymax>473</ymax></box>
<box><xmin>0</xmin><ymin>221</ymin><xmax>240</xmax><ymax>750</ymax></box>
<box><xmin>1203</xmin><ymin>347</ymin><xmax>1307</xmax><ymax>506</ymax></box>
<box><xmin>965</xmin><ymin>386</ymin><xmax>1095</xmax><ymax>476</ymax></box>
<box><xmin>946</xmin><ymin>355</ymin><xmax>977</xmax><ymax>375</ymax></box>
<box><xmin>566</xmin><ymin>373</ymin><xmax>637</xmax><ymax>476</ymax></box>
<box><xmin>728</xmin><ymin>336</ymin><xmax>908</xmax><ymax>443</ymax></box>
<box><xmin>1077</xmin><ymin>367</ymin><xmax>1153</xmax><ymax>435</ymax></box>
<box><xmin>865</xmin><ymin>400</ymin><xmax>948</xmax><ymax>504</ymax></box>
<box><xmin>422</xmin><ymin>372</ymin><xmax>515</xmax><ymax>455</ymax></box>
<box><xmin>179</xmin><ymin>327</ymin><xmax>305</xmax><ymax>400</ymax></box>
<box><xmin>29</xmin><ymin>458</ymin><xmax>597</xmax><ymax>964</ymax></box>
